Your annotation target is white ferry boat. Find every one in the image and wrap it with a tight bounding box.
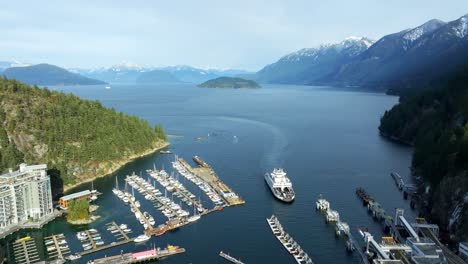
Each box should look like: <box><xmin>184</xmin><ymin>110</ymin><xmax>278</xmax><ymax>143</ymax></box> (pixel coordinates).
<box><xmin>264</xmin><ymin>168</ymin><xmax>295</xmax><ymax>202</ymax></box>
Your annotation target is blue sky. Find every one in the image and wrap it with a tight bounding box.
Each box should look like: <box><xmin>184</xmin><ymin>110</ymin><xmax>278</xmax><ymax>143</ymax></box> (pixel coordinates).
<box><xmin>1</xmin><ymin>0</ymin><xmax>467</xmax><ymax>70</ymax></box>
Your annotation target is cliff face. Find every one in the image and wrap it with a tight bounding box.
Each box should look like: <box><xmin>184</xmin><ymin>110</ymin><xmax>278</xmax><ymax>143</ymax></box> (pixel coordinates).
<box><xmin>379</xmin><ymin>70</ymin><xmax>468</xmax><ymax>241</ymax></box>
<box><xmin>0</xmin><ymin>78</ymin><xmax>167</xmax><ymax>191</ymax></box>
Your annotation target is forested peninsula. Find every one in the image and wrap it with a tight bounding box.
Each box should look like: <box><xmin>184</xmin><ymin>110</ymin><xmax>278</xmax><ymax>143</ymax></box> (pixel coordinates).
<box><xmin>379</xmin><ymin>69</ymin><xmax>468</xmax><ymax>240</ymax></box>
<box><xmin>0</xmin><ymin>77</ymin><xmax>168</xmax><ymax>193</ymax></box>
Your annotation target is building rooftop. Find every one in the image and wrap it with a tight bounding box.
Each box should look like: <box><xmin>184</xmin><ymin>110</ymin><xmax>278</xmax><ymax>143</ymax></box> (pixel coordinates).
<box><xmin>0</xmin><ymin>163</ymin><xmax>47</xmax><ymax>179</ymax></box>
<box><xmin>60</xmin><ymin>190</ymin><xmax>91</xmax><ymax>201</ymax></box>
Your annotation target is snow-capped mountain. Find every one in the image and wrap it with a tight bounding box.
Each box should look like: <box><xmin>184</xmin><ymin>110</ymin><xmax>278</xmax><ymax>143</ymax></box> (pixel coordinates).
<box><xmin>281</xmin><ymin>36</ymin><xmax>374</xmax><ymax>62</ymax></box>
<box><xmin>109</xmin><ymin>61</ymin><xmax>145</xmax><ymax>72</ymax></box>
<box><xmin>74</xmin><ymin>63</ymin><xmax>253</xmax><ymax>84</ymax></box>
<box><xmin>256</xmin><ymin>14</ymin><xmax>468</xmax><ymax>89</ymax></box>
<box><xmin>328</xmin><ymin>14</ymin><xmax>468</xmax><ymax>88</ymax></box>
<box><xmin>0</xmin><ymin>60</ymin><xmax>31</xmax><ymax>71</ymax></box>
<box><xmin>256</xmin><ymin>36</ymin><xmax>374</xmax><ymax>84</ymax></box>
<box><xmin>157</xmin><ymin>65</ymin><xmax>218</xmax><ymax>83</ymax></box>
<box><xmin>402</xmin><ymin>19</ymin><xmax>446</xmax><ymax>42</ymax></box>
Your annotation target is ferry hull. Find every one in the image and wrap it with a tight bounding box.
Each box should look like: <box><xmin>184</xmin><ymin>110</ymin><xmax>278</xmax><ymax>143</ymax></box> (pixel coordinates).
<box><xmin>264</xmin><ymin>174</ymin><xmax>295</xmax><ymax>203</ymax></box>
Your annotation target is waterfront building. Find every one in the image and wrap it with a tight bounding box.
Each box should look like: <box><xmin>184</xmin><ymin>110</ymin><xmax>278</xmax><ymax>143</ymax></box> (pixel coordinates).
<box><xmin>58</xmin><ymin>190</ymin><xmax>92</xmax><ymax>209</ymax></box>
<box><xmin>0</xmin><ymin>163</ymin><xmax>54</xmax><ymax>230</ymax></box>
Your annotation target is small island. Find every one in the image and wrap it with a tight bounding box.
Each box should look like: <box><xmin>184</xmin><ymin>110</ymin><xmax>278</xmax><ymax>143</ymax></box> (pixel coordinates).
<box><xmin>198</xmin><ymin>77</ymin><xmax>260</xmax><ymax>88</ymax></box>
<box><xmin>66</xmin><ymin>199</ymin><xmax>100</xmax><ymax>225</ymax></box>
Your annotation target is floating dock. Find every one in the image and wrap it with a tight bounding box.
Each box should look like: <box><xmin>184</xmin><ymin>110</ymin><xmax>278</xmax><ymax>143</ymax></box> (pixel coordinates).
<box><xmin>91</xmin><ymin>246</ymin><xmax>185</xmax><ymax>264</ymax></box>
<box><xmin>267</xmin><ymin>215</ymin><xmax>314</xmax><ymax>264</ymax></box>
<box><xmin>44</xmin><ymin>233</ymin><xmax>70</xmax><ymax>261</ymax></box>
<box><xmin>219</xmin><ymin>251</ymin><xmax>245</xmax><ymax>264</ymax></box>
<box><xmin>12</xmin><ymin>236</ymin><xmax>41</xmax><ymax>264</ymax></box>
<box><xmin>106</xmin><ymin>221</ymin><xmax>131</xmax><ymax>241</ymax></box>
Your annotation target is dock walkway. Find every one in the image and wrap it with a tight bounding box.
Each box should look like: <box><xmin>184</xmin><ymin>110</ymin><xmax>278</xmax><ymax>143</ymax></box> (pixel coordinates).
<box><xmin>44</xmin><ymin>233</ymin><xmax>70</xmax><ymax>261</ymax></box>
<box><xmin>106</xmin><ymin>221</ymin><xmax>130</xmax><ymax>241</ymax></box>
<box><xmin>219</xmin><ymin>251</ymin><xmax>245</xmax><ymax>264</ymax></box>
<box><xmin>80</xmin><ymin>238</ymin><xmax>135</xmax><ymax>256</ymax></box>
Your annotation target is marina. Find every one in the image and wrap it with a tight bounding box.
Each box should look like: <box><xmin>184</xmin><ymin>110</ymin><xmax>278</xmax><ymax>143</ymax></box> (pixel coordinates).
<box><xmin>106</xmin><ymin>221</ymin><xmax>132</xmax><ymax>241</ymax></box>
<box><xmin>44</xmin><ymin>233</ymin><xmax>70</xmax><ymax>261</ymax></box>
<box><xmin>267</xmin><ymin>215</ymin><xmax>314</xmax><ymax>264</ymax></box>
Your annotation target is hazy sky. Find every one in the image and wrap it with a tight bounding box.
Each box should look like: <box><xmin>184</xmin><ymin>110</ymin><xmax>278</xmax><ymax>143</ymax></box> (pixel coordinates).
<box><xmin>1</xmin><ymin>1</ymin><xmax>467</xmax><ymax>70</ymax></box>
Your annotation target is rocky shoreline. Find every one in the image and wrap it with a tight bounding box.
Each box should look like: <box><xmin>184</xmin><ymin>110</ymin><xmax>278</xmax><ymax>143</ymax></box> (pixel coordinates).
<box><xmin>63</xmin><ymin>141</ymin><xmax>170</xmax><ymax>192</ymax></box>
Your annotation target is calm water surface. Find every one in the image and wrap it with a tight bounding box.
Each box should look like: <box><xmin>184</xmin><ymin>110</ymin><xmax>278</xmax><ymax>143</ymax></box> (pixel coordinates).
<box><xmin>6</xmin><ymin>84</ymin><xmax>416</xmax><ymax>263</ymax></box>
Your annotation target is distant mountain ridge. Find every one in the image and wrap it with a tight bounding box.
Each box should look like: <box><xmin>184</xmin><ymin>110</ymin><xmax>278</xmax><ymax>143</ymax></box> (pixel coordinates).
<box><xmin>136</xmin><ymin>70</ymin><xmax>182</xmax><ymax>83</ymax></box>
<box><xmin>255</xmin><ymin>14</ymin><xmax>468</xmax><ymax>92</ymax></box>
<box><xmin>256</xmin><ymin>36</ymin><xmax>375</xmax><ymax>84</ymax></box>
<box><xmin>2</xmin><ymin>64</ymin><xmax>106</xmax><ymax>86</ymax></box>
<box><xmin>74</xmin><ymin>63</ymin><xmax>254</xmax><ymax>84</ymax></box>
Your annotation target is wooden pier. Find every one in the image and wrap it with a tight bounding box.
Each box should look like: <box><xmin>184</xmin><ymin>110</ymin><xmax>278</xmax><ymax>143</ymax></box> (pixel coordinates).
<box><xmin>13</xmin><ymin>236</ymin><xmax>41</xmax><ymax>264</ymax></box>
<box><xmin>80</xmin><ymin>238</ymin><xmax>135</xmax><ymax>256</ymax></box>
<box><xmin>85</xmin><ymin>230</ymin><xmax>97</xmax><ymax>249</ymax></box>
<box><xmin>91</xmin><ymin>247</ymin><xmax>185</xmax><ymax>264</ymax></box>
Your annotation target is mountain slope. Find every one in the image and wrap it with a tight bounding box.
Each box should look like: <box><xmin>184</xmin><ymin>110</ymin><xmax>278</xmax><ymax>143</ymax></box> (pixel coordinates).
<box><xmin>328</xmin><ymin>15</ymin><xmax>468</xmax><ymax>89</ymax></box>
<box><xmin>136</xmin><ymin>70</ymin><xmax>182</xmax><ymax>83</ymax></box>
<box><xmin>2</xmin><ymin>64</ymin><xmax>106</xmax><ymax>86</ymax></box>
<box><xmin>0</xmin><ymin>77</ymin><xmax>167</xmax><ymax>188</ymax></box>
<box><xmin>256</xmin><ymin>37</ymin><xmax>374</xmax><ymax>84</ymax></box>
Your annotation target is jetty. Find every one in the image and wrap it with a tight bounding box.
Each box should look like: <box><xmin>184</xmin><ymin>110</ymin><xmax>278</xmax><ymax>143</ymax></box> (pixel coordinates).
<box><xmin>315</xmin><ymin>196</ymin><xmax>370</xmax><ymax>263</ymax></box>
<box><xmin>219</xmin><ymin>251</ymin><xmax>245</xmax><ymax>264</ymax></box>
<box><xmin>355</xmin><ymin>188</ymin><xmax>387</xmax><ymax>221</ymax></box>
<box><xmin>355</xmin><ymin>187</ymin><xmax>374</xmax><ymax>206</ymax></box>
<box><xmin>91</xmin><ymin>246</ymin><xmax>185</xmax><ymax>264</ymax></box>
<box><xmin>176</xmin><ymin>156</ymin><xmax>245</xmax><ymax>206</ymax></box>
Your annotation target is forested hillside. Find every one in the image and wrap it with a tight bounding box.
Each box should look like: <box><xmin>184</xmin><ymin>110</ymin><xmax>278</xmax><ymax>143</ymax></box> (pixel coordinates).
<box><xmin>379</xmin><ymin>69</ymin><xmax>468</xmax><ymax>240</ymax></box>
<box><xmin>0</xmin><ymin>77</ymin><xmax>167</xmax><ymax>188</ymax></box>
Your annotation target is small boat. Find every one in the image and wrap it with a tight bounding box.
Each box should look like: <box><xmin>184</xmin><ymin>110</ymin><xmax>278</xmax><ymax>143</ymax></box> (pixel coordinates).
<box><xmin>66</xmin><ymin>254</ymin><xmax>82</xmax><ymax>261</ymax></box>
<box><xmin>83</xmin><ymin>245</ymin><xmax>93</xmax><ymax>251</ymax></box>
<box><xmin>160</xmin><ymin>150</ymin><xmax>172</xmax><ymax>154</ymax></box>
<box><xmin>105</xmin><ymin>86</ymin><xmax>111</xmax><ymax>89</ymax></box>
<box><xmin>134</xmin><ymin>234</ymin><xmax>151</xmax><ymax>243</ymax></box>
<box><xmin>187</xmin><ymin>215</ymin><xmax>201</xmax><ymax>223</ymax></box>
